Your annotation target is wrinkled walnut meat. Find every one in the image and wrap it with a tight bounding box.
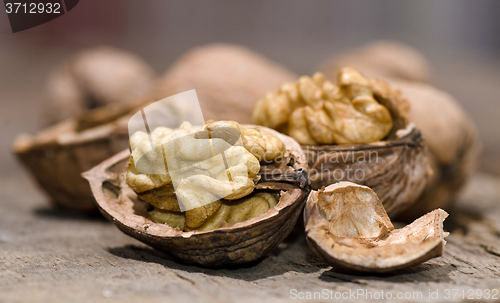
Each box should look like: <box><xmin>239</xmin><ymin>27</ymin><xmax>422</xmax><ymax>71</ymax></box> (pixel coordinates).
<box><xmin>126</xmin><ymin>120</ymin><xmax>286</xmax><ymax>231</ymax></box>
<box><xmin>304</xmin><ymin>182</ymin><xmax>448</xmax><ymax>273</ymax></box>
<box><xmin>149</xmin><ymin>192</ymin><xmax>279</xmax><ymax>232</ymax></box>
<box><xmin>253</xmin><ymin>67</ymin><xmax>408</xmax><ymax>145</ymax></box>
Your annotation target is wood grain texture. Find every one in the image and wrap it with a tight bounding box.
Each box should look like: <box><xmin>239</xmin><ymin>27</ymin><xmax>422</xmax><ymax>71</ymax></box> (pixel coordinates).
<box><xmin>1</xmin><ymin>171</ymin><xmax>500</xmax><ymax>303</ymax></box>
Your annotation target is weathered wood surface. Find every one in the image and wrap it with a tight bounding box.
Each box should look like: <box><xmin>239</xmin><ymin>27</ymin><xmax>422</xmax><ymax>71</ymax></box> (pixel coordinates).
<box><xmin>1</xmin><ymin>171</ymin><xmax>500</xmax><ymax>303</ymax></box>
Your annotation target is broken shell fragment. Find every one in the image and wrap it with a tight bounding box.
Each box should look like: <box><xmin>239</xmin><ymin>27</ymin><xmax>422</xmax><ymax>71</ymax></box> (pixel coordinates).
<box><xmin>304</xmin><ymin>182</ymin><xmax>449</xmax><ymax>273</ymax></box>
<box><xmin>83</xmin><ymin>126</ymin><xmax>310</xmax><ymax>267</ymax></box>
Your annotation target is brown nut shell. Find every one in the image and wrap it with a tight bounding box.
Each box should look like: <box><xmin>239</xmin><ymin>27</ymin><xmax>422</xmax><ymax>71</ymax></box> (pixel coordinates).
<box><xmin>44</xmin><ymin>46</ymin><xmax>156</xmax><ymax>126</ymax></box>
<box><xmin>390</xmin><ymin>80</ymin><xmax>481</xmax><ymax>220</ymax></box>
<box><xmin>297</xmin><ymin>72</ymin><xmax>429</xmax><ymax>217</ymax></box>
<box><xmin>83</xmin><ymin>127</ymin><xmax>310</xmax><ymax>267</ymax></box>
<box><xmin>304</xmin><ymin>182</ymin><xmax>448</xmax><ymax>273</ymax></box>
<box><xmin>305</xmin><ymin>124</ymin><xmax>431</xmax><ymax>217</ymax></box>
<box><xmin>13</xmin><ymin>117</ymin><xmax>130</xmax><ymax>211</ymax></box>
<box><xmin>252</xmin><ymin>68</ymin><xmax>430</xmax><ymax>217</ymax></box>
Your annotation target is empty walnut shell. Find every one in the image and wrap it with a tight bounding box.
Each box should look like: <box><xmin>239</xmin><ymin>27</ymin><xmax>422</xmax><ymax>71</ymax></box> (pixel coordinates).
<box><xmin>152</xmin><ymin>44</ymin><xmax>297</xmax><ymax>124</ymax></box>
<box><xmin>304</xmin><ymin>182</ymin><xmax>448</xmax><ymax>273</ymax></box>
<box><xmin>390</xmin><ymin>80</ymin><xmax>481</xmax><ymax>220</ymax></box>
<box><xmin>13</xmin><ymin>114</ymin><xmax>131</xmax><ymax>211</ymax></box>
<box><xmin>320</xmin><ymin>40</ymin><xmax>431</xmax><ymax>83</ymax></box>
<box><xmin>83</xmin><ymin>127</ymin><xmax>310</xmax><ymax>267</ymax></box>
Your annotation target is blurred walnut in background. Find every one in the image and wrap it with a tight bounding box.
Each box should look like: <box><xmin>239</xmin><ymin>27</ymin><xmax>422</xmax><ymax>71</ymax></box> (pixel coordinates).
<box><xmin>320</xmin><ymin>40</ymin><xmax>432</xmax><ymax>83</ymax></box>
<box><xmin>152</xmin><ymin>44</ymin><xmax>297</xmax><ymax>124</ymax></box>
<box><xmin>44</xmin><ymin>46</ymin><xmax>156</xmax><ymax>126</ymax></box>
<box><xmin>391</xmin><ymin>80</ymin><xmax>480</xmax><ymax>219</ymax></box>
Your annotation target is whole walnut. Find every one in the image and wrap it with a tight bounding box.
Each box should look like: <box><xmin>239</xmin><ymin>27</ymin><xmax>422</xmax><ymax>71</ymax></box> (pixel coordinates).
<box><xmin>45</xmin><ymin>46</ymin><xmax>156</xmax><ymax>126</ymax></box>
<box><xmin>320</xmin><ymin>40</ymin><xmax>431</xmax><ymax>83</ymax></box>
<box><xmin>390</xmin><ymin>80</ymin><xmax>481</xmax><ymax>220</ymax></box>
<box><xmin>152</xmin><ymin>44</ymin><xmax>297</xmax><ymax>124</ymax></box>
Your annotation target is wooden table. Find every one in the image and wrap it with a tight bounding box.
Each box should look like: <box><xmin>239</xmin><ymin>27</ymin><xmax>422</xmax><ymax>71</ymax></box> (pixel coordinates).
<box><xmin>1</xmin><ymin>171</ymin><xmax>500</xmax><ymax>302</ymax></box>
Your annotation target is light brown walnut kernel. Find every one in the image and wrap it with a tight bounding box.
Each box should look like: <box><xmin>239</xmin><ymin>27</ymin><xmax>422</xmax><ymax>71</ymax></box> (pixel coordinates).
<box><xmin>185</xmin><ymin>192</ymin><xmax>279</xmax><ymax>232</ymax></box>
<box><xmin>148</xmin><ymin>208</ymin><xmax>186</xmax><ymax>230</ymax></box>
<box><xmin>253</xmin><ymin>68</ymin><xmax>406</xmax><ymax>145</ymax></box>
<box><xmin>240</xmin><ymin>126</ymin><xmax>286</xmax><ymax>162</ymax></box>
<box><xmin>148</xmin><ymin>192</ymin><xmax>279</xmax><ymax>232</ymax></box>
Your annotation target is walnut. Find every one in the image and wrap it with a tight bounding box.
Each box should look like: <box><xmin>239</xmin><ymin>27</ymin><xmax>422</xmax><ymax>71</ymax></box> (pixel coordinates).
<box><xmin>304</xmin><ymin>182</ymin><xmax>449</xmax><ymax>273</ymax></box>
<box><xmin>83</xmin><ymin>126</ymin><xmax>310</xmax><ymax>266</ymax></box>
<box><xmin>320</xmin><ymin>40</ymin><xmax>431</xmax><ymax>83</ymax></box>
<box><xmin>253</xmin><ymin>68</ymin><xmax>430</xmax><ymax>218</ymax></box>
<box><xmin>152</xmin><ymin>44</ymin><xmax>297</xmax><ymax>124</ymax></box>
<box><xmin>126</xmin><ymin>121</ymin><xmax>286</xmax><ymax>231</ymax></box>
<box><xmin>390</xmin><ymin>80</ymin><xmax>481</xmax><ymax>220</ymax></box>
<box><xmin>44</xmin><ymin>46</ymin><xmax>155</xmax><ymax>126</ymax></box>
<box><xmin>161</xmin><ymin>192</ymin><xmax>279</xmax><ymax>232</ymax></box>
<box><xmin>148</xmin><ymin>208</ymin><xmax>186</xmax><ymax>230</ymax></box>
<box><xmin>253</xmin><ymin>68</ymin><xmax>408</xmax><ymax>145</ymax></box>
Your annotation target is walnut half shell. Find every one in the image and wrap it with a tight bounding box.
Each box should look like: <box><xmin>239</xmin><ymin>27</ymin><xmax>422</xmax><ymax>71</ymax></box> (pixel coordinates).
<box><xmin>253</xmin><ymin>68</ymin><xmax>431</xmax><ymax>217</ymax></box>
<box><xmin>304</xmin><ymin>182</ymin><xmax>448</xmax><ymax>273</ymax></box>
<box><xmin>13</xmin><ymin>117</ymin><xmax>130</xmax><ymax>211</ymax></box>
<box><xmin>305</xmin><ymin>124</ymin><xmax>431</xmax><ymax>217</ymax></box>
<box><xmin>83</xmin><ymin>127</ymin><xmax>310</xmax><ymax>267</ymax></box>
